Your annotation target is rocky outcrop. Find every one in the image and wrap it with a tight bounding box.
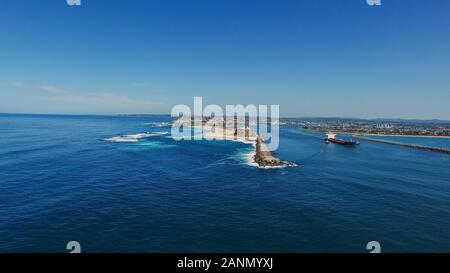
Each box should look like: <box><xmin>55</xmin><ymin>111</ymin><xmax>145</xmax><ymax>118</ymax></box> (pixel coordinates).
<box><xmin>254</xmin><ymin>136</ymin><xmax>296</xmax><ymax>167</ymax></box>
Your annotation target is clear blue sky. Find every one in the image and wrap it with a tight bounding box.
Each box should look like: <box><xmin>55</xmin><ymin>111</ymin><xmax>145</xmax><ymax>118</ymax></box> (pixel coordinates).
<box><xmin>1</xmin><ymin>0</ymin><xmax>449</xmax><ymax>119</ymax></box>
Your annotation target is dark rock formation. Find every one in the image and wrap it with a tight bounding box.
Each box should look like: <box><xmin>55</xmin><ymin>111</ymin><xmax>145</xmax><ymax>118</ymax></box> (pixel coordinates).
<box><xmin>254</xmin><ymin>136</ymin><xmax>296</xmax><ymax>167</ymax></box>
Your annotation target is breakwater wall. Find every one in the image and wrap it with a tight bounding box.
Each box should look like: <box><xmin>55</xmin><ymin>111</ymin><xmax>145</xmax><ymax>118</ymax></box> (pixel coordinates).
<box><xmin>354</xmin><ymin>136</ymin><xmax>450</xmax><ymax>155</ymax></box>
<box><xmin>254</xmin><ymin>136</ymin><xmax>296</xmax><ymax>167</ymax></box>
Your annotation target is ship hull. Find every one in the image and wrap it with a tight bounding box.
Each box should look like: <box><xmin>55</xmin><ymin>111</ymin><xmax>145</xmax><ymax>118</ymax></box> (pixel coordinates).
<box><xmin>326</xmin><ymin>138</ymin><xmax>359</xmax><ymax>146</ymax></box>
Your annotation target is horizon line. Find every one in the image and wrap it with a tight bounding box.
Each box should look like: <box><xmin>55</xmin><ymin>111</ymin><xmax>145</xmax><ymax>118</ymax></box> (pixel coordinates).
<box><xmin>1</xmin><ymin>112</ymin><xmax>450</xmax><ymax>122</ymax></box>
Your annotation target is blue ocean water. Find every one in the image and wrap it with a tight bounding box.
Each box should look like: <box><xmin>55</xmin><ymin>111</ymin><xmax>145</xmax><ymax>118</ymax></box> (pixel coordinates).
<box><xmin>1</xmin><ymin>114</ymin><xmax>450</xmax><ymax>253</ymax></box>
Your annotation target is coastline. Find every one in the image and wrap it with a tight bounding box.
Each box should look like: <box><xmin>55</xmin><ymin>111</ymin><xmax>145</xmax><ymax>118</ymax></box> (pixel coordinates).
<box><xmin>354</xmin><ymin>135</ymin><xmax>450</xmax><ymax>155</ymax></box>
<box><xmin>360</xmin><ymin>133</ymin><xmax>450</xmax><ymax>139</ymax></box>
<box><xmin>201</xmin><ymin>126</ymin><xmax>296</xmax><ymax>168</ymax></box>
<box><xmin>303</xmin><ymin>129</ymin><xmax>450</xmax><ymax>139</ymax></box>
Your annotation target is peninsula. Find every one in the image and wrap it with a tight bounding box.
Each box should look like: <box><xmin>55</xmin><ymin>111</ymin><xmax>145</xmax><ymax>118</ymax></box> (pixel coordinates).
<box><xmin>254</xmin><ymin>136</ymin><xmax>296</xmax><ymax>167</ymax></box>
<box><xmin>173</xmin><ymin>116</ymin><xmax>296</xmax><ymax>168</ymax></box>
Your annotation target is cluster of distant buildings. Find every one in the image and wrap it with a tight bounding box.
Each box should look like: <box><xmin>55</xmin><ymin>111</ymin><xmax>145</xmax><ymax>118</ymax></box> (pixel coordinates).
<box><xmin>173</xmin><ymin>116</ymin><xmax>280</xmax><ymax>129</ymax></box>
<box><xmin>281</xmin><ymin>118</ymin><xmax>450</xmax><ymax>137</ymax></box>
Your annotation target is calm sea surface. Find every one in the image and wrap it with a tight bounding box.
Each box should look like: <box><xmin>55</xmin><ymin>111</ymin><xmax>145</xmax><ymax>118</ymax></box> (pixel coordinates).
<box><xmin>1</xmin><ymin>114</ymin><xmax>450</xmax><ymax>252</ymax></box>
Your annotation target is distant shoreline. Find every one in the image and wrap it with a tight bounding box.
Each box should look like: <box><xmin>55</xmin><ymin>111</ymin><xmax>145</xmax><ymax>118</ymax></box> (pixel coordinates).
<box><xmin>303</xmin><ymin>129</ymin><xmax>450</xmax><ymax>139</ymax></box>
<box><xmin>2</xmin><ymin>113</ymin><xmax>450</xmax><ymax>123</ymax></box>
<box><xmin>310</xmin><ymin>130</ymin><xmax>450</xmax><ymax>139</ymax></box>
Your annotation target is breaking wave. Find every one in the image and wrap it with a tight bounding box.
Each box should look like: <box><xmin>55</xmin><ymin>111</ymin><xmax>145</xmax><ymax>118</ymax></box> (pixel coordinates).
<box><xmin>143</xmin><ymin>122</ymin><xmax>172</xmax><ymax>127</ymax></box>
<box><xmin>104</xmin><ymin>132</ymin><xmax>168</xmax><ymax>143</ymax></box>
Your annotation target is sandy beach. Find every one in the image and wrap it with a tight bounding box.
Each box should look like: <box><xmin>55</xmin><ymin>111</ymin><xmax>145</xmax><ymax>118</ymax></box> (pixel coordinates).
<box><xmin>200</xmin><ymin>126</ymin><xmax>257</xmax><ymax>144</ymax></box>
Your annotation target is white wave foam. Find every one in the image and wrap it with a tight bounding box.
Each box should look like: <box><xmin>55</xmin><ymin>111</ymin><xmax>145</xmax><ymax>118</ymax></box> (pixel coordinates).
<box><xmin>143</xmin><ymin>122</ymin><xmax>171</xmax><ymax>127</ymax></box>
<box><xmin>244</xmin><ymin>147</ymin><xmax>297</xmax><ymax>169</ymax></box>
<box><xmin>246</xmin><ymin>150</ymin><xmax>259</xmax><ymax>168</ymax></box>
<box><xmin>104</xmin><ymin>132</ymin><xmax>168</xmax><ymax>142</ymax></box>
